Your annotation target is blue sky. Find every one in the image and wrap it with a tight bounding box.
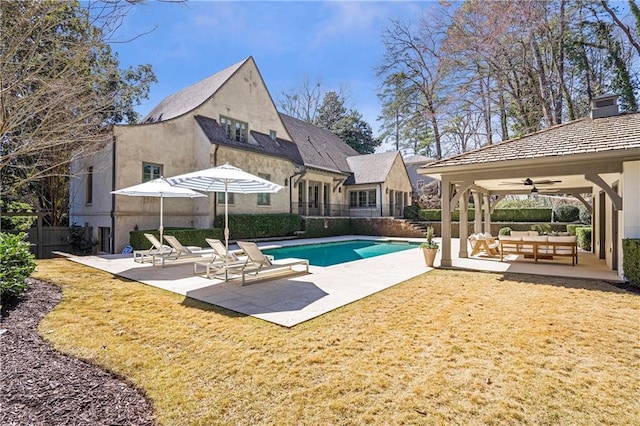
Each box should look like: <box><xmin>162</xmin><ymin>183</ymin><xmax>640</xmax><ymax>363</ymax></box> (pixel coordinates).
<box><xmin>109</xmin><ymin>1</ymin><xmax>432</xmax><ymax>151</ymax></box>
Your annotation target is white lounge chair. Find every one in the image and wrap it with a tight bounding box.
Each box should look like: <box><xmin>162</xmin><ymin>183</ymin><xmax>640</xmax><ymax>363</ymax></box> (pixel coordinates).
<box><xmin>192</xmin><ymin>239</ymin><xmax>248</xmax><ymax>279</ymax></box>
<box><xmin>134</xmin><ymin>233</ymin><xmax>174</xmax><ymax>263</ymax></box>
<box><xmin>153</xmin><ymin>235</ymin><xmax>214</xmax><ymax>267</ymax></box>
<box><xmin>235</xmin><ymin>241</ymin><xmax>309</xmax><ymax>285</ymax></box>
<box><xmin>205</xmin><ymin>238</ymin><xmax>245</xmax><ymax>263</ymax></box>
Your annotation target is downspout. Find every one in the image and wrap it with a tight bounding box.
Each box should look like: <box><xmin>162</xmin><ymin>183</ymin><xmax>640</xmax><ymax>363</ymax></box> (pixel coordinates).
<box><xmin>110</xmin><ymin>134</ymin><xmax>116</xmax><ymax>254</ymax></box>
<box><xmin>379</xmin><ymin>183</ymin><xmax>384</xmax><ymax>217</ymax></box>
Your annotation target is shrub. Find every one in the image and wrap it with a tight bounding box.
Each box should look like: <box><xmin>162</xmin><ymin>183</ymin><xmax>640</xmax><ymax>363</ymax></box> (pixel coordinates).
<box><xmin>129</xmin><ymin>228</ymin><xmax>223</xmax><ymax>250</ymax></box>
<box><xmin>554</xmin><ymin>205</ymin><xmax>580</xmax><ymax>222</ymax></box>
<box><xmin>566</xmin><ymin>224</ymin><xmax>580</xmax><ymax>236</ymax></box>
<box><xmin>491</xmin><ymin>208</ymin><xmax>551</xmax><ymax>222</ymax></box>
<box><xmin>415</xmin><ymin>208</ymin><xmax>551</xmax><ymax>222</ymax></box>
<box><xmin>579</xmin><ymin>208</ymin><xmax>592</xmax><ymax>225</ymax></box>
<box><xmin>531</xmin><ymin>224</ymin><xmax>551</xmax><ymax>234</ymax></box>
<box><xmin>0</xmin><ymin>232</ymin><xmax>36</xmax><ymax>301</ymax></box>
<box><xmin>0</xmin><ymin>200</ymin><xmax>36</xmax><ymax>231</ymax></box>
<box><xmin>622</xmin><ymin>239</ymin><xmax>640</xmax><ymax>288</ymax></box>
<box><xmin>498</xmin><ymin>227</ymin><xmax>512</xmax><ymax>236</ymax></box>
<box><xmin>69</xmin><ymin>224</ymin><xmax>97</xmax><ymax>254</ymax></box>
<box><xmin>576</xmin><ymin>227</ymin><xmax>592</xmax><ymax>251</ymax></box>
<box><xmin>213</xmin><ymin>214</ymin><xmax>302</xmax><ymax>240</ymax></box>
<box><xmin>404</xmin><ymin>205</ymin><xmax>420</xmax><ymax>220</ymax></box>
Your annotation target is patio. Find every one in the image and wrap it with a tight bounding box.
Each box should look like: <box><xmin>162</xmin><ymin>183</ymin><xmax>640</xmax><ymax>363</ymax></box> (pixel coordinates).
<box><xmin>69</xmin><ymin>236</ymin><xmax>622</xmax><ymax>327</ymax></box>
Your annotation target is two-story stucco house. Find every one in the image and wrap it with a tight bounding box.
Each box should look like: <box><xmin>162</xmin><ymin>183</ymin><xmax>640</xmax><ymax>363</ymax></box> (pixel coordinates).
<box><xmin>70</xmin><ymin>57</ymin><xmax>412</xmax><ymax>253</ymax></box>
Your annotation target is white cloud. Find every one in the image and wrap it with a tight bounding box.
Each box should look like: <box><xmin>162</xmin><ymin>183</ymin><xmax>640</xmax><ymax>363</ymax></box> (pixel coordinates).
<box><xmin>311</xmin><ymin>1</ymin><xmax>389</xmax><ymax>47</ymax></box>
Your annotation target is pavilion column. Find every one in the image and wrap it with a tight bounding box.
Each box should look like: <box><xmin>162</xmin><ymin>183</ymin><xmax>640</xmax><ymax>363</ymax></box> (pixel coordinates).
<box><xmin>483</xmin><ymin>194</ymin><xmax>492</xmax><ymax>234</ymax></box>
<box><xmin>440</xmin><ymin>177</ymin><xmax>453</xmax><ymax>267</ymax></box>
<box><xmin>473</xmin><ymin>191</ymin><xmax>482</xmax><ymax>234</ymax></box>
<box><xmin>459</xmin><ymin>189</ymin><xmax>469</xmax><ymax>258</ymax></box>
<box><xmin>303</xmin><ymin>180</ymin><xmax>309</xmax><ymax>216</ymax></box>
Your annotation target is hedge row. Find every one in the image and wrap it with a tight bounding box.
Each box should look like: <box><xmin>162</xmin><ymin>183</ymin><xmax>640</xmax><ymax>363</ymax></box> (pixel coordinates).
<box><xmin>213</xmin><ymin>213</ymin><xmax>301</xmax><ymax>240</ymax></box>
<box><xmin>622</xmin><ymin>239</ymin><xmax>640</xmax><ymax>288</ymax></box>
<box><xmin>129</xmin><ymin>228</ymin><xmax>223</xmax><ymax>250</ymax></box>
<box><xmin>406</xmin><ymin>208</ymin><xmax>553</xmax><ymax>223</ymax></box>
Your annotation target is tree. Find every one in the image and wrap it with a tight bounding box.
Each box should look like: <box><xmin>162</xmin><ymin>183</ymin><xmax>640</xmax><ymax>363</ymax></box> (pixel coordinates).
<box><xmin>314</xmin><ymin>91</ymin><xmax>347</xmax><ymax>129</ymax></box>
<box><xmin>378</xmin><ymin>71</ymin><xmax>435</xmax><ymax>155</ymax></box>
<box><xmin>312</xmin><ymin>92</ymin><xmax>380</xmax><ymax>154</ymax></box>
<box><xmin>378</xmin><ymin>18</ymin><xmax>452</xmax><ymax>159</ymax></box>
<box><xmin>280</xmin><ymin>84</ymin><xmax>381</xmax><ymax>154</ymax></box>
<box><xmin>0</xmin><ymin>0</ymin><xmax>156</xmax><ymax>225</ymax></box>
<box><xmin>332</xmin><ymin>110</ymin><xmax>381</xmax><ymax>155</ymax></box>
<box><xmin>381</xmin><ymin>0</ymin><xmax>640</xmax><ymax>158</ymax></box>
<box><xmin>278</xmin><ymin>76</ymin><xmax>324</xmax><ymax>122</ymax></box>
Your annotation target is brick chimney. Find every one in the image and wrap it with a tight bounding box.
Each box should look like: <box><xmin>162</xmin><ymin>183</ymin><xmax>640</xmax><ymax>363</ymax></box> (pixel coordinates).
<box><xmin>590</xmin><ymin>94</ymin><xmax>619</xmax><ymax>119</ymax></box>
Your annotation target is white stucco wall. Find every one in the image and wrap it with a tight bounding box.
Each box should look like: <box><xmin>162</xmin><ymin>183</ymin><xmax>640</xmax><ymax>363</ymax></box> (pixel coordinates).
<box><xmin>69</xmin><ymin>144</ymin><xmax>114</xmax><ymax>250</ymax></box>
<box><xmin>194</xmin><ymin>59</ymin><xmax>291</xmax><ymax>141</ymax></box>
<box><xmin>381</xmin><ymin>154</ymin><xmax>413</xmax><ymax>216</ymax></box>
<box><xmin>106</xmin><ymin>59</ymin><xmax>298</xmax><ymax>252</ymax></box>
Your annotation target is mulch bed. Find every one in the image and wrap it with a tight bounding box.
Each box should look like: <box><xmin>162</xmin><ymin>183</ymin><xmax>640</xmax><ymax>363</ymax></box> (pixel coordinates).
<box><xmin>0</xmin><ymin>279</ymin><xmax>155</xmax><ymax>426</ymax></box>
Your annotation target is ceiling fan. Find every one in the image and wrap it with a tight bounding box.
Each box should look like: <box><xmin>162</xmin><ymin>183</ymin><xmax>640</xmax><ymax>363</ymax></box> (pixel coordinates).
<box><xmin>500</xmin><ymin>178</ymin><xmax>562</xmax><ymax>186</ymax></box>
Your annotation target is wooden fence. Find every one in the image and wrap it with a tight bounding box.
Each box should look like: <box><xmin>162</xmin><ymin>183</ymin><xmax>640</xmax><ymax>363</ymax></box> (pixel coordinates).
<box><xmin>1</xmin><ymin>211</ymin><xmax>92</xmax><ymax>258</ymax></box>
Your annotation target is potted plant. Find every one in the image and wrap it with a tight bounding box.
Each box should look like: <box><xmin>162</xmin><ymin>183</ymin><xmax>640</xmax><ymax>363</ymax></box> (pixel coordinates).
<box><xmin>420</xmin><ymin>226</ymin><xmax>439</xmax><ymax>267</ymax></box>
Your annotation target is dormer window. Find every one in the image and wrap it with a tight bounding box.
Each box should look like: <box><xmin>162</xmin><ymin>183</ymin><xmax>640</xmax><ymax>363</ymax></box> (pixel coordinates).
<box><xmin>220</xmin><ymin>115</ymin><xmax>248</xmax><ymax>142</ymax></box>
<box><xmin>269</xmin><ymin>130</ymin><xmax>277</xmax><ymax>140</ymax></box>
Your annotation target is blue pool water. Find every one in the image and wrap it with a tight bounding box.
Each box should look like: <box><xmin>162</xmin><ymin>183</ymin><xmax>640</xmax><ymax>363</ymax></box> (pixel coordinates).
<box><xmin>262</xmin><ymin>240</ymin><xmax>420</xmax><ymax>267</ymax></box>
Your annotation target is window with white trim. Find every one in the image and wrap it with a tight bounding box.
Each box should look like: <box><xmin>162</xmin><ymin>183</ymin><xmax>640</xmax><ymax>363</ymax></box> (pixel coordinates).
<box><xmin>349</xmin><ymin>190</ymin><xmax>376</xmax><ymax>207</ymax></box>
<box><xmin>143</xmin><ymin>162</ymin><xmax>163</xmax><ymax>182</ymax></box>
<box><xmin>220</xmin><ymin>115</ymin><xmax>248</xmax><ymax>142</ymax></box>
<box><xmin>257</xmin><ymin>173</ymin><xmax>271</xmax><ymax>206</ymax></box>
<box><xmin>217</xmin><ymin>192</ymin><xmax>234</xmax><ymax>204</ymax></box>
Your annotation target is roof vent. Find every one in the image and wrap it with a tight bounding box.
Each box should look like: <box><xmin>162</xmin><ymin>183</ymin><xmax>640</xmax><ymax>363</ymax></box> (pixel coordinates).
<box><xmin>590</xmin><ymin>94</ymin><xmax>619</xmax><ymax>119</ymax></box>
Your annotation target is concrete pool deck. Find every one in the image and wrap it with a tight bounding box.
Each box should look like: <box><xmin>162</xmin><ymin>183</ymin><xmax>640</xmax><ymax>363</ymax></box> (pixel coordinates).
<box><xmin>69</xmin><ymin>235</ymin><xmax>621</xmax><ymax>327</ymax></box>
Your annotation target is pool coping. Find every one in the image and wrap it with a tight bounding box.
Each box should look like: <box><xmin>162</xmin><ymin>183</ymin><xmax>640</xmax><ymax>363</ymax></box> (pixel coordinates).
<box><xmin>258</xmin><ymin>236</ymin><xmax>422</xmax><ymax>267</ymax></box>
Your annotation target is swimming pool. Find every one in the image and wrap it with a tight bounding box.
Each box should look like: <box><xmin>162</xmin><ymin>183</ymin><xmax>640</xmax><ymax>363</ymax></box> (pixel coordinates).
<box><xmin>262</xmin><ymin>240</ymin><xmax>420</xmax><ymax>267</ymax></box>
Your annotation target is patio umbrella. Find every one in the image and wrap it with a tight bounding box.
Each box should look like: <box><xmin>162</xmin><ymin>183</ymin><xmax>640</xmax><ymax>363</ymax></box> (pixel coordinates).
<box><xmin>166</xmin><ymin>163</ymin><xmax>283</xmax><ymax>271</ymax></box>
<box><xmin>111</xmin><ymin>177</ymin><xmax>206</xmax><ymax>243</ymax></box>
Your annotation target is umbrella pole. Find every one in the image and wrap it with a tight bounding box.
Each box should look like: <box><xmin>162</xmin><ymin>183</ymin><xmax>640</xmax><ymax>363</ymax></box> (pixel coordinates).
<box><xmin>159</xmin><ymin>195</ymin><xmax>164</xmax><ymax>243</ymax></box>
<box><xmin>224</xmin><ymin>182</ymin><xmax>229</xmax><ymax>281</ymax></box>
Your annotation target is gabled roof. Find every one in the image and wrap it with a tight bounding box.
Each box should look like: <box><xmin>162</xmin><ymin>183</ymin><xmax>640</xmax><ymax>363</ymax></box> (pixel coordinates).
<box><xmin>142</xmin><ymin>58</ymin><xmax>249</xmax><ymax>123</ymax></box>
<box><xmin>279</xmin><ymin>113</ymin><xmax>357</xmax><ymax>174</ymax></box>
<box><xmin>345</xmin><ymin>151</ymin><xmax>401</xmax><ymax>184</ymax></box>
<box><xmin>195</xmin><ymin>115</ymin><xmax>304</xmax><ymax>165</ymax></box>
<box><xmin>424</xmin><ymin>112</ymin><xmax>640</xmax><ymax>171</ymax></box>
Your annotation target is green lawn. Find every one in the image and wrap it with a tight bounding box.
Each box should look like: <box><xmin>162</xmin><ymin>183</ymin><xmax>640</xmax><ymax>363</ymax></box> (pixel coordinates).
<box><xmin>35</xmin><ymin>259</ymin><xmax>640</xmax><ymax>425</ymax></box>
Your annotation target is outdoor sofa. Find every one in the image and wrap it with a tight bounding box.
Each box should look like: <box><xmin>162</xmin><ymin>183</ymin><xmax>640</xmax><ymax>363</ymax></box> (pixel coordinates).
<box><xmin>498</xmin><ymin>232</ymin><xmax>578</xmax><ymax>265</ymax></box>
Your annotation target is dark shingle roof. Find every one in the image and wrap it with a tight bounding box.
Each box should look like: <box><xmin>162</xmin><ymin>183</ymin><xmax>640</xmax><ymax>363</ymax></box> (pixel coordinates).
<box><xmin>195</xmin><ymin>115</ymin><xmax>304</xmax><ymax>165</ymax></box>
<box><xmin>279</xmin><ymin>114</ymin><xmax>358</xmax><ymax>174</ymax></box>
<box><xmin>426</xmin><ymin>113</ymin><xmax>640</xmax><ymax>169</ymax></box>
<box><xmin>345</xmin><ymin>151</ymin><xmax>400</xmax><ymax>184</ymax></box>
<box><xmin>142</xmin><ymin>58</ymin><xmax>249</xmax><ymax>123</ymax></box>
